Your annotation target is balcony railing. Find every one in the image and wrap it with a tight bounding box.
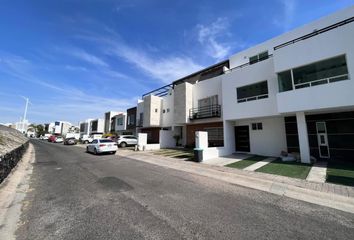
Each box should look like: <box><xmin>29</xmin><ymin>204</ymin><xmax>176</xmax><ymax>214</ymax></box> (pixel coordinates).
<box><xmin>189</xmin><ymin>104</ymin><xmax>221</xmax><ymax>120</ymax></box>
<box><xmin>274</xmin><ymin>16</ymin><xmax>354</xmax><ymax>50</ymax></box>
<box><xmin>225</xmin><ymin>54</ymin><xmax>273</xmax><ymax>73</ymax></box>
<box><xmin>294</xmin><ymin>74</ymin><xmax>349</xmax><ymax>89</ymax></box>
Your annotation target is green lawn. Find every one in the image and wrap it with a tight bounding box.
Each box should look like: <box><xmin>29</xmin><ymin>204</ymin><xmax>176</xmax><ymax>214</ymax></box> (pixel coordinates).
<box><xmin>256</xmin><ymin>158</ymin><xmax>312</xmax><ymax>179</ymax></box>
<box><xmin>226</xmin><ymin>155</ymin><xmax>268</xmax><ymax>169</ymax></box>
<box><xmin>326</xmin><ymin>160</ymin><xmax>354</xmax><ymax>187</ymax></box>
<box><xmin>153</xmin><ymin>149</ymin><xmax>194</xmax><ymax>160</ymax></box>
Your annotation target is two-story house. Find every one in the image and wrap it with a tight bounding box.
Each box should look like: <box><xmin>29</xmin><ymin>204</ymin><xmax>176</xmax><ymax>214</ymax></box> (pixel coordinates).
<box><xmin>221</xmin><ymin>6</ymin><xmax>354</xmax><ymax>163</ymax></box>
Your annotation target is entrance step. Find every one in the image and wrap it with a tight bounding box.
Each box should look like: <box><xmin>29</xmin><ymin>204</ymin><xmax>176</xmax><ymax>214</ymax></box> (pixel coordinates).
<box><xmin>306</xmin><ymin>161</ymin><xmax>327</xmax><ymax>183</ymax></box>
<box><xmin>244</xmin><ymin>157</ymin><xmax>276</xmax><ymax>171</ymax></box>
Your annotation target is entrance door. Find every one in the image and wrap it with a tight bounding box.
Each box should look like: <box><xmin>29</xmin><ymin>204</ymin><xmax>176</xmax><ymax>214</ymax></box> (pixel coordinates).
<box><xmin>316</xmin><ymin>122</ymin><xmax>330</xmax><ymax>158</ymax></box>
<box><xmin>235</xmin><ymin>126</ymin><xmax>250</xmax><ymax>152</ymax></box>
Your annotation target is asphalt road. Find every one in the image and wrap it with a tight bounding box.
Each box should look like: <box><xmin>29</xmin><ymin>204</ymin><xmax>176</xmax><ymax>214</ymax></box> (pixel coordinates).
<box><xmin>15</xmin><ymin>140</ymin><xmax>354</xmax><ymax>240</ymax></box>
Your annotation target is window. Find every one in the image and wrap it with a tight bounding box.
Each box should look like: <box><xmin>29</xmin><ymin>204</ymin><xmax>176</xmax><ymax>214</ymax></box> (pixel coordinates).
<box><xmin>198</xmin><ymin>95</ymin><xmax>218</xmax><ymax>108</ymax></box>
<box><xmin>128</xmin><ymin>114</ymin><xmax>135</xmax><ymax>125</ymax></box>
<box><xmin>155</xmin><ymin>108</ymin><xmax>158</xmax><ymax>113</ymax></box>
<box><xmin>293</xmin><ymin>55</ymin><xmax>348</xmax><ymax>89</ymax></box>
<box><xmin>167</xmin><ymin>108</ymin><xmax>170</xmax><ymax>113</ymax></box>
<box><xmin>163</xmin><ymin>109</ymin><xmax>166</xmax><ymax>113</ymax></box>
<box><xmin>278</xmin><ymin>55</ymin><xmax>349</xmax><ymax>92</ymax></box>
<box><xmin>205</xmin><ymin>127</ymin><xmax>223</xmax><ymax>141</ymax></box>
<box><xmin>252</xmin><ymin>122</ymin><xmax>263</xmax><ymax>130</ymax></box>
<box><xmin>278</xmin><ymin>70</ymin><xmax>293</xmax><ymax>92</ymax></box>
<box><xmin>117</xmin><ymin>118</ymin><xmax>123</xmax><ymax>126</ymax></box>
<box><xmin>237</xmin><ymin>81</ymin><xmax>268</xmax><ymax>103</ymax></box>
<box><xmin>249</xmin><ymin>51</ymin><xmax>269</xmax><ymax>64</ymax></box>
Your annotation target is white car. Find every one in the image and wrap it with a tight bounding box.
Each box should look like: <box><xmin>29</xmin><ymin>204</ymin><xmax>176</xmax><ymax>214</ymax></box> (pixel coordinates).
<box><xmin>55</xmin><ymin>136</ymin><xmax>64</xmax><ymax>143</ymax></box>
<box><xmin>86</xmin><ymin>139</ymin><xmax>118</xmax><ymax>155</ymax></box>
<box><xmin>117</xmin><ymin>135</ymin><xmax>138</xmax><ymax>148</ymax></box>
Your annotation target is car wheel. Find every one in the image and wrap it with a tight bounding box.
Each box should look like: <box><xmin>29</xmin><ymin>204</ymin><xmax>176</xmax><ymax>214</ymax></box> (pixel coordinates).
<box><xmin>94</xmin><ymin>148</ymin><xmax>98</xmax><ymax>155</ymax></box>
<box><xmin>120</xmin><ymin>142</ymin><xmax>127</xmax><ymax>148</ymax></box>
<box><xmin>112</xmin><ymin>151</ymin><xmax>116</xmax><ymax>154</ymax></box>
<box><xmin>84</xmin><ymin>140</ymin><xmax>88</xmax><ymax>144</ymax></box>
<box><xmin>86</xmin><ymin>147</ymin><xmax>89</xmax><ymax>153</ymax></box>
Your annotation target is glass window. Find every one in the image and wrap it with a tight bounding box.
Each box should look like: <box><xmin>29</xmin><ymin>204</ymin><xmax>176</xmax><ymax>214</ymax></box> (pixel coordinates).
<box><xmin>258</xmin><ymin>51</ymin><xmax>269</xmax><ymax>61</ymax></box>
<box><xmin>249</xmin><ymin>51</ymin><xmax>269</xmax><ymax>64</ymax></box>
<box><xmin>237</xmin><ymin>81</ymin><xmax>268</xmax><ymax>102</ymax></box>
<box><xmin>249</xmin><ymin>55</ymin><xmax>258</xmax><ymax>64</ymax></box>
<box><xmin>257</xmin><ymin>123</ymin><xmax>263</xmax><ymax>130</ymax></box>
<box><xmin>278</xmin><ymin>70</ymin><xmax>293</xmax><ymax>92</ymax></box>
<box><xmin>252</xmin><ymin>123</ymin><xmax>257</xmax><ymax>130</ymax></box>
<box><xmin>293</xmin><ymin>55</ymin><xmax>348</xmax><ymax>88</ymax></box>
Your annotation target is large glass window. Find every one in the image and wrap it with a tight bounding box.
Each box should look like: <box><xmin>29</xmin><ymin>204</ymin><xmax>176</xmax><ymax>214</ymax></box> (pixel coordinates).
<box><xmin>293</xmin><ymin>55</ymin><xmax>349</xmax><ymax>88</ymax></box>
<box><xmin>278</xmin><ymin>70</ymin><xmax>293</xmax><ymax>92</ymax></box>
<box><xmin>237</xmin><ymin>81</ymin><xmax>268</xmax><ymax>103</ymax></box>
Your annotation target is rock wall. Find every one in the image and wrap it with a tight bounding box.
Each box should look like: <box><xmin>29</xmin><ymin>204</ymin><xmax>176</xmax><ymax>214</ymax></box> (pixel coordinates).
<box><xmin>0</xmin><ymin>125</ymin><xmax>29</xmax><ymax>184</ymax></box>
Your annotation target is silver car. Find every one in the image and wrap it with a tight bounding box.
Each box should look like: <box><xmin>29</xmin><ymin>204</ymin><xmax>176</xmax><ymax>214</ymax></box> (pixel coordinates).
<box><xmin>117</xmin><ymin>135</ymin><xmax>138</xmax><ymax>148</ymax></box>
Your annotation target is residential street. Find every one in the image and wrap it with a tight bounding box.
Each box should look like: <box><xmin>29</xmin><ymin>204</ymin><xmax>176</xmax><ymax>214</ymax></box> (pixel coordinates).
<box><xmin>15</xmin><ymin>140</ymin><xmax>354</xmax><ymax>240</ymax></box>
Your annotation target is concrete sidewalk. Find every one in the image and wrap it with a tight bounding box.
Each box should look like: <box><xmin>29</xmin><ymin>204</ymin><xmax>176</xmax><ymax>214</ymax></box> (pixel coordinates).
<box><xmin>244</xmin><ymin>157</ymin><xmax>276</xmax><ymax>171</ymax></box>
<box><xmin>116</xmin><ymin>150</ymin><xmax>354</xmax><ymax>214</ymax></box>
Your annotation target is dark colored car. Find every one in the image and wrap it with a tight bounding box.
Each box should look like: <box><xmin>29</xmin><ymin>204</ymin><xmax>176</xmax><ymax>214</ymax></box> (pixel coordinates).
<box><xmin>63</xmin><ymin>137</ymin><xmax>77</xmax><ymax>145</ymax></box>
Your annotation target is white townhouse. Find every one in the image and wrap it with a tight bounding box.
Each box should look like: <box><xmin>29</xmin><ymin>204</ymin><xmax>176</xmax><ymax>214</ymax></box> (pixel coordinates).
<box><xmin>111</xmin><ymin>112</ymin><xmax>128</xmax><ymax>135</ymax></box>
<box><xmin>53</xmin><ymin>121</ymin><xmax>72</xmax><ymax>135</ymax></box>
<box><xmin>89</xmin><ymin>118</ymin><xmax>104</xmax><ymax>135</ymax></box>
<box><xmin>221</xmin><ymin>6</ymin><xmax>354</xmax><ymax>163</ymax></box>
<box><xmin>136</xmin><ymin>61</ymin><xmax>228</xmax><ymax>146</ymax></box>
<box><xmin>79</xmin><ymin>119</ymin><xmax>93</xmax><ymax>138</ymax></box>
<box><xmin>104</xmin><ymin>111</ymin><xmax>120</xmax><ymax>134</ymax></box>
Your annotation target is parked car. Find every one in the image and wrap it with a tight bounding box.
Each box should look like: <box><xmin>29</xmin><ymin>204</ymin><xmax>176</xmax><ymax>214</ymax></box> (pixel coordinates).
<box><xmin>64</xmin><ymin>137</ymin><xmax>77</xmax><ymax>145</ymax></box>
<box><xmin>117</xmin><ymin>135</ymin><xmax>138</xmax><ymax>148</ymax></box>
<box><xmin>86</xmin><ymin>139</ymin><xmax>118</xmax><ymax>155</ymax></box>
<box><xmin>54</xmin><ymin>136</ymin><xmax>64</xmax><ymax>143</ymax></box>
<box><xmin>40</xmin><ymin>135</ymin><xmax>49</xmax><ymax>140</ymax></box>
<box><xmin>48</xmin><ymin>135</ymin><xmax>57</xmax><ymax>142</ymax></box>
<box><xmin>80</xmin><ymin>135</ymin><xmax>93</xmax><ymax>144</ymax></box>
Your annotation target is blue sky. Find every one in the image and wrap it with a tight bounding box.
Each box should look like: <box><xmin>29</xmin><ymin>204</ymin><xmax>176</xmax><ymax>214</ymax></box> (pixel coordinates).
<box><xmin>0</xmin><ymin>0</ymin><xmax>353</xmax><ymax>125</ymax></box>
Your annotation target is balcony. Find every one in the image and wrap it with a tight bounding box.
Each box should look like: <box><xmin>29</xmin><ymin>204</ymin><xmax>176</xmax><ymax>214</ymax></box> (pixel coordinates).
<box><xmin>189</xmin><ymin>105</ymin><xmax>221</xmax><ymax>120</ymax></box>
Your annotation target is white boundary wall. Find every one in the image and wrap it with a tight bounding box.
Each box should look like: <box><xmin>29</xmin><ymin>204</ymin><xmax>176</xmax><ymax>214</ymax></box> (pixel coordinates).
<box><xmin>159</xmin><ymin>130</ymin><xmax>175</xmax><ymax>148</ymax></box>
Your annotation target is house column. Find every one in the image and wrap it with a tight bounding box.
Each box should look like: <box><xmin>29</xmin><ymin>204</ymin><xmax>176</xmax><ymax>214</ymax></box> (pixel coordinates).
<box><xmin>296</xmin><ymin>112</ymin><xmax>310</xmax><ymax>163</ymax></box>
<box><xmin>223</xmin><ymin>120</ymin><xmax>235</xmax><ymax>155</ymax></box>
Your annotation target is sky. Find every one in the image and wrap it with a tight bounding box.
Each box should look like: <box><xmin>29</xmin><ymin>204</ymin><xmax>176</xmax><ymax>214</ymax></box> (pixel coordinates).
<box><xmin>0</xmin><ymin>0</ymin><xmax>353</xmax><ymax>125</ymax></box>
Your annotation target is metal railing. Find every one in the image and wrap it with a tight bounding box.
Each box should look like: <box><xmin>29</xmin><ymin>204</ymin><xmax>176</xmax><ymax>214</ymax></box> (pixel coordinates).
<box><xmin>189</xmin><ymin>104</ymin><xmax>221</xmax><ymax>120</ymax></box>
<box><xmin>274</xmin><ymin>16</ymin><xmax>354</xmax><ymax>50</ymax></box>
<box><xmin>237</xmin><ymin>94</ymin><xmax>268</xmax><ymax>103</ymax></box>
<box><xmin>294</xmin><ymin>74</ymin><xmax>349</xmax><ymax>89</ymax></box>
<box><xmin>225</xmin><ymin>55</ymin><xmax>273</xmax><ymax>73</ymax></box>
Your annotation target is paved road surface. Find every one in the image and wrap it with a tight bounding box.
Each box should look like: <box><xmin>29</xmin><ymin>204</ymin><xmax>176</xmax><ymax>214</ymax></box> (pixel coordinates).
<box><xmin>16</xmin><ymin>140</ymin><xmax>354</xmax><ymax>239</ymax></box>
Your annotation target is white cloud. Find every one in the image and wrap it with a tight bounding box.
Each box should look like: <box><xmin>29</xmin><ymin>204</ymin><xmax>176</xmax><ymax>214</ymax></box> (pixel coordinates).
<box><xmin>273</xmin><ymin>0</ymin><xmax>297</xmax><ymax>31</ymax></box>
<box><xmin>109</xmin><ymin>45</ymin><xmax>203</xmax><ymax>83</ymax></box>
<box><xmin>0</xmin><ymin>53</ymin><xmax>138</xmax><ymax>124</ymax></box>
<box><xmin>197</xmin><ymin>18</ymin><xmax>231</xmax><ymax>61</ymax></box>
<box><xmin>69</xmin><ymin>48</ymin><xmax>108</xmax><ymax>67</ymax></box>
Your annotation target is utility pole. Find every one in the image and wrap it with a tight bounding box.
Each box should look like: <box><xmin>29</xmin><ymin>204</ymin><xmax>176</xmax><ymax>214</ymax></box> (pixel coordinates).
<box><xmin>20</xmin><ymin>96</ymin><xmax>30</xmax><ymax>133</ymax></box>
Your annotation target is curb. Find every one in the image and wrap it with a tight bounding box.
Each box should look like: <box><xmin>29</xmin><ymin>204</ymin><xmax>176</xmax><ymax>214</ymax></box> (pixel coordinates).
<box><xmin>118</xmin><ymin>151</ymin><xmax>354</xmax><ymax>214</ymax></box>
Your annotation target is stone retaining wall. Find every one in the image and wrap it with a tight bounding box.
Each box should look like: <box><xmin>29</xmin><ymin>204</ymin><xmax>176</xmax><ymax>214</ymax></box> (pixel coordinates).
<box><xmin>0</xmin><ymin>141</ymin><xmax>29</xmax><ymax>184</ymax></box>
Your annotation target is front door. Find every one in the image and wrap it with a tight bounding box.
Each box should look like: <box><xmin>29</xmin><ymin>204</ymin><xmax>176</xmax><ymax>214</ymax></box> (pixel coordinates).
<box><xmin>235</xmin><ymin>126</ymin><xmax>250</xmax><ymax>152</ymax></box>
<box><xmin>316</xmin><ymin>122</ymin><xmax>330</xmax><ymax>158</ymax></box>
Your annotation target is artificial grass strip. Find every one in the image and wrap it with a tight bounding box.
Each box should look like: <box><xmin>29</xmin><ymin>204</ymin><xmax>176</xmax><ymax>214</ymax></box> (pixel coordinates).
<box><xmin>226</xmin><ymin>155</ymin><xmax>268</xmax><ymax>169</ymax></box>
<box><xmin>256</xmin><ymin>158</ymin><xmax>312</xmax><ymax>179</ymax></box>
<box><xmin>326</xmin><ymin>160</ymin><xmax>354</xmax><ymax>187</ymax></box>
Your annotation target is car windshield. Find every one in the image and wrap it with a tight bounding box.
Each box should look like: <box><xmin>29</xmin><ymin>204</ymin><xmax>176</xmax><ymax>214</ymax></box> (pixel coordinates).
<box><xmin>100</xmin><ymin>139</ymin><xmax>113</xmax><ymax>143</ymax></box>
